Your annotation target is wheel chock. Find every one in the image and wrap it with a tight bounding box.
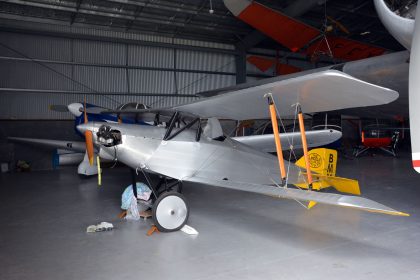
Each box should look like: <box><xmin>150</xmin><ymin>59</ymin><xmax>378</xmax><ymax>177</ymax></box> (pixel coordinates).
<box><xmin>118</xmin><ymin>210</ymin><xmax>127</xmax><ymax>219</ymax></box>
<box><xmin>147</xmin><ymin>225</ymin><xmax>160</xmax><ymax>236</ymax></box>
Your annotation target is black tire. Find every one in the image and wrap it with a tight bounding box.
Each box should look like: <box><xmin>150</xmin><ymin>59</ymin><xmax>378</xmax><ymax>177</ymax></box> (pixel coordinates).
<box><xmin>152</xmin><ymin>191</ymin><xmax>189</xmax><ymax>232</ymax></box>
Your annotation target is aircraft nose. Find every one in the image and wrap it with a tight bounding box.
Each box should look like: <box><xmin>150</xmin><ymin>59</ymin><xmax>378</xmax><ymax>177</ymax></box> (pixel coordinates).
<box><xmin>68</xmin><ymin>103</ymin><xmax>83</xmax><ymax>117</ymax></box>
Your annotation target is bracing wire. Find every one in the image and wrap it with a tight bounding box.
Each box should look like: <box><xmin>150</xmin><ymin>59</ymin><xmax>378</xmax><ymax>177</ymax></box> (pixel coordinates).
<box><xmin>0</xmin><ymin>41</ymin><xmax>122</xmax><ymax>106</ymax></box>
<box><xmin>148</xmin><ymin>58</ymin><xmax>236</xmax><ymax>108</ymax></box>
<box><xmin>270</xmin><ymin>98</ymin><xmax>311</xmax><ymax>193</ymax></box>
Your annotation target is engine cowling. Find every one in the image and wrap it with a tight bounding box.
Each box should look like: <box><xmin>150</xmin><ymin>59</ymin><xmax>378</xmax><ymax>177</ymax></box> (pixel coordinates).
<box><xmin>374</xmin><ymin>0</ymin><xmax>416</xmax><ymax>50</ymax></box>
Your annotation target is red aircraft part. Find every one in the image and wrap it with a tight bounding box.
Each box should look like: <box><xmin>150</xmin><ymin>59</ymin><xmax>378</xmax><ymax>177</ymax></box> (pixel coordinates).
<box><xmin>247</xmin><ymin>55</ymin><xmax>274</xmax><ymax>72</ymax></box>
<box><xmin>247</xmin><ymin>55</ymin><xmax>301</xmax><ymax>75</ymax></box>
<box><xmin>225</xmin><ymin>0</ymin><xmax>386</xmax><ymax>61</ymax></box>
<box><xmin>276</xmin><ymin>63</ymin><xmax>301</xmax><ymax>75</ymax></box>
<box><xmin>307</xmin><ymin>36</ymin><xmax>386</xmax><ymax>61</ymax></box>
<box><xmin>232</xmin><ymin>1</ymin><xmax>319</xmax><ymax>52</ymax></box>
<box><xmin>362</xmin><ymin>137</ymin><xmax>392</xmax><ymax>148</ymax></box>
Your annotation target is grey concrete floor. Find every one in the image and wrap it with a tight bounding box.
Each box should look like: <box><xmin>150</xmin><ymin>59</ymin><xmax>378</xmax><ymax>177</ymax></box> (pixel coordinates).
<box><xmin>1</xmin><ymin>152</ymin><xmax>420</xmax><ymax>280</ymax></box>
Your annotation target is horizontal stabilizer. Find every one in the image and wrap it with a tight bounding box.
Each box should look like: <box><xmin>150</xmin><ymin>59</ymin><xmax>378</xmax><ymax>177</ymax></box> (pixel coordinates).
<box><xmin>295</xmin><ymin>175</ymin><xmax>361</xmax><ymax>196</ymax></box>
<box><xmin>186</xmin><ymin>176</ymin><xmax>408</xmax><ymax>216</ymax></box>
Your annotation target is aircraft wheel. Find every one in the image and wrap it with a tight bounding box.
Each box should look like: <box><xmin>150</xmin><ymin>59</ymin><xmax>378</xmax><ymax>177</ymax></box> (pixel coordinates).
<box><xmin>152</xmin><ymin>191</ymin><xmax>189</xmax><ymax>232</ymax></box>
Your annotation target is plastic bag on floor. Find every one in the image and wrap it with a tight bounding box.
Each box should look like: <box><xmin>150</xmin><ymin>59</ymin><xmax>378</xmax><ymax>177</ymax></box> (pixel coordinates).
<box><xmin>87</xmin><ymin>222</ymin><xmax>114</xmax><ymax>233</ymax></box>
<box><xmin>125</xmin><ymin>196</ymin><xmax>140</xmax><ymax>221</ymax></box>
<box><xmin>121</xmin><ymin>182</ymin><xmax>152</xmax><ymax>210</ymax></box>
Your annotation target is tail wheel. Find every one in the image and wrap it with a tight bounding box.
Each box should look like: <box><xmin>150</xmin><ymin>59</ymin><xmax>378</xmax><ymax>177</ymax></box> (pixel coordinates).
<box><xmin>152</xmin><ymin>191</ymin><xmax>189</xmax><ymax>232</ymax></box>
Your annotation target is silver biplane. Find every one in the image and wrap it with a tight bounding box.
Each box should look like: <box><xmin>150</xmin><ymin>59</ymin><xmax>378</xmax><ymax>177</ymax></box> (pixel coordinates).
<box><xmin>77</xmin><ymin>70</ymin><xmax>409</xmax><ymax>232</ymax></box>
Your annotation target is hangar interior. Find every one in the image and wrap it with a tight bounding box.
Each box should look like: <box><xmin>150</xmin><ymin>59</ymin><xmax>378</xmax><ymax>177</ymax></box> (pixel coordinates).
<box><xmin>0</xmin><ymin>0</ymin><xmax>420</xmax><ymax>279</ymax></box>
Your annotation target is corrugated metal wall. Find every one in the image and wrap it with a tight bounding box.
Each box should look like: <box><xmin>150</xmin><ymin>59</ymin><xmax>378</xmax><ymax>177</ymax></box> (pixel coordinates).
<box><xmin>0</xmin><ymin>30</ymin><xmax>236</xmax><ymax>119</ymax></box>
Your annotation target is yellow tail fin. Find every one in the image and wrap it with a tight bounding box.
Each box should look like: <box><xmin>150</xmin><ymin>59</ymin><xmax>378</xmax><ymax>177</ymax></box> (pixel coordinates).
<box><xmin>294</xmin><ymin>148</ymin><xmax>360</xmax><ymax>208</ymax></box>
<box><xmin>295</xmin><ymin>148</ymin><xmax>337</xmax><ymax>177</ymax></box>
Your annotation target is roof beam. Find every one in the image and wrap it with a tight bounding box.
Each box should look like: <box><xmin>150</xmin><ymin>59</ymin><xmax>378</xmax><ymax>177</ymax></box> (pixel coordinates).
<box><xmin>0</xmin><ymin>25</ymin><xmax>239</xmax><ymax>55</ymax></box>
<box><xmin>70</xmin><ymin>0</ymin><xmax>83</xmax><ymax>25</ymax></box>
<box><xmin>1</xmin><ymin>0</ymin><xmax>250</xmax><ymax>35</ymax></box>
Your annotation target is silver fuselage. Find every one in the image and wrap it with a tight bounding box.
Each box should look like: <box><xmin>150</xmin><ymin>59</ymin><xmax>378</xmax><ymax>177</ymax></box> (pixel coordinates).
<box><xmin>82</xmin><ymin>122</ymin><xmax>303</xmax><ymax>185</ymax></box>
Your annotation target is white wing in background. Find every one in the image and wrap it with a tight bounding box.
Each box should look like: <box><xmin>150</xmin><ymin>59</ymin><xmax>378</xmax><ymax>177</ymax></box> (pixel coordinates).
<box><xmin>233</xmin><ymin>129</ymin><xmax>342</xmax><ymax>153</ymax></box>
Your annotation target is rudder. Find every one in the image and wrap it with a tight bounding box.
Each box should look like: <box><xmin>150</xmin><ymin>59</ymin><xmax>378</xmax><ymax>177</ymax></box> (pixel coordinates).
<box><xmin>294</xmin><ymin>148</ymin><xmax>360</xmax><ymax>209</ymax></box>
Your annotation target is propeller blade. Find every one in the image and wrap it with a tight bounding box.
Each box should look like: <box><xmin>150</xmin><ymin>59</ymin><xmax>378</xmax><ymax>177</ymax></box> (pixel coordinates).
<box><xmin>327</xmin><ymin>16</ymin><xmax>350</xmax><ymax>35</ymax></box>
<box><xmin>49</xmin><ymin>105</ymin><xmax>69</xmax><ymax>112</ymax></box>
<box><xmin>83</xmin><ymin>96</ymin><xmax>94</xmax><ymax>165</ymax></box>
<box><xmin>85</xmin><ymin>130</ymin><xmax>94</xmax><ymax>166</ymax></box>
<box><xmin>79</xmin><ymin>106</ymin><xmax>106</xmax><ymax>115</ymax></box>
<box><xmin>84</xmin><ymin>97</ymin><xmax>88</xmax><ymax>124</ymax></box>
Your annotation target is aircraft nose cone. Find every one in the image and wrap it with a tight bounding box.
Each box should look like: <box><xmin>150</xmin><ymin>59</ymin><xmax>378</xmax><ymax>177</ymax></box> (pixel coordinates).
<box><xmin>68</xmin><ymin>103</ymin><xmax>83</xmax><ymax>117</ymax></box>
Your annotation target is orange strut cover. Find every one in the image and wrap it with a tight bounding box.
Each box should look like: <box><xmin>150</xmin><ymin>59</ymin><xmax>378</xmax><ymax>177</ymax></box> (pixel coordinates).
<box><xmin>298</xmin><ymin>111</ymin><xmax>313</xmax><ymax>186</ymax></box>
<box><xmin>269</xmin><ymin>102</ymin><xmax>286</xmax><ymax>181</ymax></box>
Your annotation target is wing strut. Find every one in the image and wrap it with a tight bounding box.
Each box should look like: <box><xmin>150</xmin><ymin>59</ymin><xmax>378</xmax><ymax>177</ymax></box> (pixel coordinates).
<box><xmin>265</xmin><ymin>93</ymin><xmax>287</xmax><ymax>186</ymax></box>
<box><xmin>297</xmin><ymin>104</ymin><xmax>313</xmax><ymax>190</ymax></box>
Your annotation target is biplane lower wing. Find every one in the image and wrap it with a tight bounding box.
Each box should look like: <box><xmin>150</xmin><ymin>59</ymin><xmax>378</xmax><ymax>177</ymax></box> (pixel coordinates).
<box><xmin>174</xmin><ymin>70</ymin><xmax>398</xmax><ymax>120</ymax></box>
<box><xmin>185</xmin><ymin>176</ymin><xmax>408</xmax><ymax>216</ymax></box>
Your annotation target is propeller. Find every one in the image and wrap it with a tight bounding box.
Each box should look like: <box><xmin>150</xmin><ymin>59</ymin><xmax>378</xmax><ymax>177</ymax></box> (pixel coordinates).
<box><xmin>49</xmin><ymin>104</ymin><xmax>69</xmax><ymax>112</ymax></box>
<box><xmin>326</xmin><ymin>16</ymin><xmax>350</xmax><ymax>35</ymax></box>
<box><xmin>83</xmin><ymin>97</ymin><xmax>95</xmax><ymax>166</ymax></box>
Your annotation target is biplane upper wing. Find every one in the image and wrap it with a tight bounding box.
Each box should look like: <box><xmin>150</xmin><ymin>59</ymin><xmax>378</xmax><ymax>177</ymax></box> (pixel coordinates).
<box><xmin>173</xmin><ymin>70</ymin><xmax>398</xmax><ymax>120</ymax></box>
<box><xmin>185</xmin><ymin>176</ymin><xmax>408</xmax><ymax>216</ymax></box>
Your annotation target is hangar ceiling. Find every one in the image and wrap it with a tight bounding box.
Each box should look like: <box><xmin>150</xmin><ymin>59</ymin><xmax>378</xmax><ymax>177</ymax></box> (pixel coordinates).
<box><xmin>0</xmin><ymin>0</ymin><xmax>408</xmax><ymax>53</ymax></box>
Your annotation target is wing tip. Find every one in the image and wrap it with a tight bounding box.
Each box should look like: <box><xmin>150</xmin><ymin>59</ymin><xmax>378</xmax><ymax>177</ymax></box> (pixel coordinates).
<box><xmin>223</xmin><ymin>0</ymin><xmax>251</xmax><ymax>16</ymax></box>
<box><xmin>372</xmin><ymin>210</ymin><xmax>410</xmax><ymax>217</ymax></box>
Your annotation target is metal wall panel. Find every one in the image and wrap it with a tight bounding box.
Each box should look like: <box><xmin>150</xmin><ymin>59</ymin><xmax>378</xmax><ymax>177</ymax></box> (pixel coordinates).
<box><xmin>177</xmin><ymin>49</ymin><xmax>235</xmax><ymax>72</ymax></box>
<box><xmin>73</xmin><ymin>66</ymin><xmax>127</xmax><ymax>93</ymax></box>
<box><xmin>128</xmin><ymin>69</ymin><xmax>174</xmax><ymax>94</ymax></box>
<box><xmin>128</xmin><ymin>45</ymin><xmax>174</xmax><ymax>68</ymax></box>
<box><xmin>0</xmin><ymin>25</ymin><xmax>236</xmax><ymax>119</ymax></box>
<box><xmin>0</xmin><ymin>60</ymin><xmax>75</xmax><ymax>90</ymax></box>
<box><xmin>177</xmin><ymin>73</ymin><xmax>236</xmax><ymax>95</ymax></box>
<box><xmin>73</xmin><ymin>40</ymin><xmax>126</xmax><ymax>65</ymax></box>
<box><xmin>0</xmin><ymin>32</ymin><xmax>72</xmax><ymax>61</ymax></box>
